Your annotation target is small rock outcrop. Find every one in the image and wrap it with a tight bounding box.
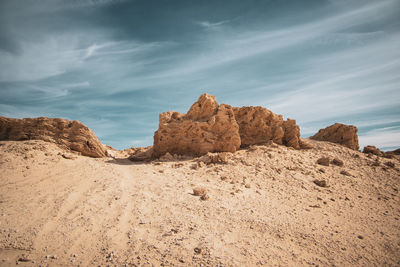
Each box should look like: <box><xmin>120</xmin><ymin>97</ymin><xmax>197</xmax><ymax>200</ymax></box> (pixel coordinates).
<box><xmin>317</xmin><ymin>157</ymin><xmax>330</xmax><ymax>166</ymax></box>
<box><xmin>363</xmin><ymin>145</ymin><xmax>384</xmax><ymax>156</ymax></box>
<box><xmin>128</xmin><ymin>146</ymin><xmax>153</xmax><ymax>161</ymax></box>
<box><xmin>0</xmin><ymin>116</ymin><xmax>106</xmax><ymax>157</ymax></box>
<box><xmin>310</xmin><ymin>123</ymin><xmax>359</xmax><ymax>150</ymax></box>
<box><xmin>233</xmin><ymin>107</ymin><xmax>301</xmax><ymax>149</ymax></box>
<box><xmin>153</xmin><ymin>94</ymin><xmax>241</xmax><ymax>157</ymax></box>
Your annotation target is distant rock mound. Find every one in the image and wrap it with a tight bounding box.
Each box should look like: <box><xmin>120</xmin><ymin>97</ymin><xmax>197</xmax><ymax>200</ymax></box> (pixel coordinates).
<box><xmin>233</xmin><ymin>106</ymin><xmax>301</xmax><ymax>149</ymax></box>
<box><xmin>0</xmin><ymin>116</ymin><xmax>106</xmax><ymax>157</ymax></box>
<box><xmin>153</xmin><ymin>94</ymin><xmax>241</xmax><ymax>157</ymax></box>
<box><xmin>363</xmin><ymin>145</ymin><xmax>384</xmax><ymax>156</ymax></box>
<box><xmin>310</xmin><ymin>123</ymin><xmax>359</xmax><ymax>150</ymax></box>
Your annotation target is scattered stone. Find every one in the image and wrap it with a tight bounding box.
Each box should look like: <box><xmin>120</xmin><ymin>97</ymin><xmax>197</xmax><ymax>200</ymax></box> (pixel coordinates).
<box><xmin>197</xmin><ymin>152</ymin><xmax>231</xmax><ymax>164</ymax></box>
<box><xmin>190</xmin><ymin>163</ymin><xmax>200</xmax><ymax>170</ymax></box>
<box><xmin>310</xmin><ymin>123</ymin><xmax>359</xmax><ymax>150</ymax></box>
<box><xmin>371</xmin><ymin>160</ymin><xmax>380</xmax><ymax>167</ymax></box>
<box><xmin>331</xmin><ymin>158</ymin><xmax>344</xmax><ymax>166</ymax></box>
<box><xmin>17</xmin><ymin>255</ymin><xmax>32</xmax><ymax>262</ymax></box>
<box><xmin>194</xmin><ymin>247</ymin><xmax>202</xmax><ymax>254</ymax></box>
<box><xmin>200</xmin><ymin>194</ymin><xmax>210</xmax><ymax>201</ymax></box>
<box><xmin>62</xmin><ymin>153</ymin><xmax>77</xmax><ymax>160</ymax></box>
<box><xmin>317</xmin><ymin>157</ymin><xmax>330</xmax><ymax>166</ymax></box>
<box><xmin>385</xmin><ymin>161</ymin><xmax>395</xmax><ymax>168</ymax></box>
<box><xmin>313</xmin><ymin>180</ymin><xmax>327</xmax><ymax>187</ymax></box>
<box><xmin>357</xmin><ymin>235</ymin><xmax>364</xmax><ymax>240</ymax></box>
<box><xmin>340</xmin><ymin>170</ymin><xmax>351</xmax><ymax>176</ymax></box>
<box><xmin>193</xmin><ymin>187</ymin><xmax>207</xmax><ymax>196</ymax></box>
<box><xmin>245</xmin><ymin>184</ymin><xmax>251</xmax><ymax>188</ymax></box>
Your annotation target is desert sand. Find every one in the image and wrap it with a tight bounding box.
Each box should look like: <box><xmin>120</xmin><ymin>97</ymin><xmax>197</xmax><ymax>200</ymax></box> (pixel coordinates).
<box><xmin>0</xmin><ymin>138</ymin><xmax>399</xmax><ymax>266</ymax></box>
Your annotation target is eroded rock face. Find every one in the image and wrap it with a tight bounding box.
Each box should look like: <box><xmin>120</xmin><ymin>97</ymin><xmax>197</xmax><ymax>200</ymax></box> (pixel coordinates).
<box><xmin>310</xmin><ymin>123</ymin><xmax>359</xmax><ymax>150</ymax></box>
<box><xmin>0</xmin><ymin>116</ymin><xmax>106</xmax><ymax>157</ymax></box>
<box><xmin>153</xmin><ymin>94</ymin><xmax>241</xmax><ymax>157</ymax></box>
<box><xmin>233</xmin><ymin>106</ymin><xmax>301</xmax><ymax>149</ymax></box>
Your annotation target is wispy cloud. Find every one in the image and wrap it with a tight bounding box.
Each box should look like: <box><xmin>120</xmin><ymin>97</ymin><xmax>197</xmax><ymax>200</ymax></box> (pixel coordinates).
<box><xmin>1</xmin><ymin>0</ymin><xmax>399</xmax><ymax>149</ymax></box>
<box><xmin>195</xmin><ymin>20</ymin><xmax>230</xmax><ymax>28</ymax></box>
<box><xmin>359</xmin><ymin>127</ymin><xmax>400</xmax><ymax>150</ymax></box>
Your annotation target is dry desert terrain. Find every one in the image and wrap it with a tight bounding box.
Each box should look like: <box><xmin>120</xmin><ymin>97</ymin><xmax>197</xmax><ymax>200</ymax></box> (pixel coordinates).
<box><xmin>0</xmin><ymin>139</ymin><xmax>399</xmax><ymax>266</ymax></box>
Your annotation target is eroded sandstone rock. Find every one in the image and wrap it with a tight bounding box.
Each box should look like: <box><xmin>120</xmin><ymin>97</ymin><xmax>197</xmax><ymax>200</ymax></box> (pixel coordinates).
<box><xmin>153</xmin><ymin>94</ymin><xmax>304</xmax><ymax>157</ymax></box>
<box><xmin>363</xmin><ymin>145</ymin><xmax>384</xmax><ymax>157</ymax></box>
<box><xmin>233</xmin><ymin>106</ymin><xmax>301</xmax><ymax>149</ymax></box>
<box><xmin>310</xmin><ymin>123</ymin><xmax>359</xmax><ymax>150</ymax></box>
<box><xmin>128</xmin><ymin>146</ymin><xmax>153</xmax><ymax>161</ymax></box>
<box><xmin>0</xmin><ymin>116</ymin><xmax>106</xmax><ymax>157</ymax></box>
<box><xmin>153</xmin><ymin>94</ymin><xmax>241</xmax><ymax>157</ymax></box>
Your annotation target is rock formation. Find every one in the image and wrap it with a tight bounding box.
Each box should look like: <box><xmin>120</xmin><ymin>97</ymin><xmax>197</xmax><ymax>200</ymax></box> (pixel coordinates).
<box><xmin>152</xmin><ymin>94</ymin><xmax>305</xmax><ymax>157</ymax></box>
<box><xmin>129</xmin><ymin>146</ymin><xmax>153</xmax><ymax>161</ymax></box>
<box><xmin>310</xmin><ymin>123</ymin><xmax>359</xmax><ymax>150</ymax></box>
<box><xmin>233</xmin><ymin>106</ymin><xmax>300</xmax><ymax>149</ymax></box>
<box><xmin>152</xmin><ymin>94</ymin><xmax>241</xmax><ymax>157</ymax></box>
<box><xmin>363</xmin><ymin>145</ymin><xmax>384</xmax><ymax>156</ymax></box>
<box><xmin>0</xmin><ymin>116</ymin><xmax>106</xmax><ymax>157</ymax></box>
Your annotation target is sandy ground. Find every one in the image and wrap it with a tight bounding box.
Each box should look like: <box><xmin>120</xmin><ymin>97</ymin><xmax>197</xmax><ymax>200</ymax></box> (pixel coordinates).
<box><xmin>0</xmin><ymin>139</ymin><xmax>399</xmax><ymax>266</ymax></box>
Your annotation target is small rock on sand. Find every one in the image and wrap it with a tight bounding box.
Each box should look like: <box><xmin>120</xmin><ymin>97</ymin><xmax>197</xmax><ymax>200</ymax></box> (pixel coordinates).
<box><xmin>317</xmin><ymin>157</ymin><xmax>330</xmax><ymax>166</ymax></box>
<box><xmin>331</xmin><ymin>158</ymin><xmax>344</xmax><ymax>166</ymax></box>
<box><xmin>62</xmin><ymin>154</ymin><xmax>76</xmax><ymax>160</ymax></box>
<box><xmin>193</xmin><ymin>187</ymin><xmax>207</xmax><ymax>196</ymax></box>
<box><xmin>340</xmin><ymin>170</ymin><xmax>351</xmax><ymax>176</ymax></box>
<box><xmin>313</xmin><ymin>179</ymin><xmax>327</xmax><ymax>187</ymax></box>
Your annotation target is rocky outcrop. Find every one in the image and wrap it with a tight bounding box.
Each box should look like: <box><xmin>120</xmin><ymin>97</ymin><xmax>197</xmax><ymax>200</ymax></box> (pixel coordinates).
<box><xmin>233</xmin><ymin>106</ymin><xmax>298</xmax><ymax>148</ymax></box>
<box><xmin>310</xmin><ymin>123</ymin><xmax>359</xmax><ymax>150</ymax></box>
<box><xmin>232</xmin><ymin>106</ymin><xmax>301</xmax><ymax>149</ymax></box>
<box><xmin>363</xmin><ymin>145</ymin><xmax>384</xmax><ymax>156</ymax></box>
<box><xmin>153</xmin><ymin>94</ymin><xmax>241</xmax><ymax>157</ymax></box>
<box><xmin>0</xmin><ymin>116</ymin><xmax>106</xmax><ymax>157</ymax></box>
<box><xmin>152</xmin><ymin>94</ymin><xmax>304</xmax><ymax>157</ymax></box>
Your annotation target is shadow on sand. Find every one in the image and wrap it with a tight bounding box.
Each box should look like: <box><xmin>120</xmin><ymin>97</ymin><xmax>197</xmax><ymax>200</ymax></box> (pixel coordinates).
<box><xmin>105</xmin><ymin>158</ymin><xmax>151</xmax><ymax>166</ymax></box>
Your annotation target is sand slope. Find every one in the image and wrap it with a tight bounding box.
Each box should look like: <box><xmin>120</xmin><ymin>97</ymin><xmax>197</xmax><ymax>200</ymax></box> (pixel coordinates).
<box><xmin>0</xmin><ymin>140</ymin><xmax>399</xmax><ymax>266</ymax></box>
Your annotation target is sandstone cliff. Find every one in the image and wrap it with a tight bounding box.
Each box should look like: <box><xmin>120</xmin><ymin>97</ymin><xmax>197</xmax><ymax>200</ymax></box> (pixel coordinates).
<box><xmin>0</xmin><ymin>116</ymin><xmax>106</xmax><ymax>157</ymax></box>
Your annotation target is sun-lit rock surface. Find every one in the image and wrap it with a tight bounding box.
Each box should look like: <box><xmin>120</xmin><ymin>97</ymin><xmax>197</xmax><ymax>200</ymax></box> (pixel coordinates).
<box><xmin>153</xmin><ymin>94</ymin><xmax>303</xmax><ymax>157</ymax></box>
<box><xmin>233</xmin><ymin>106</ymin><xmax>301</xmax><ymax>149</ymax></box>
<box><xmin>0</xmin><ymin>116</ymin><xmax>106</xmax><ymax>157</ymax></box>
<box><xmin>153</xmin><ymin>94</ymin><xmax>241</xmax><ymax>157</ymax></box>
<box><xmin>310</xmin><ymin>123</ymin><xmax>359</xmax><ymax>150</ymax></box>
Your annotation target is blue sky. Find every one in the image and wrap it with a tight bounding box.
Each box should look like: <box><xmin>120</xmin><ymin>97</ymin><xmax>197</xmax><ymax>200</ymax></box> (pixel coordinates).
<box><xmin>0</xmin><ymin>0</ymin><xmax>399</xmax><ymax>150</ymax></box>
